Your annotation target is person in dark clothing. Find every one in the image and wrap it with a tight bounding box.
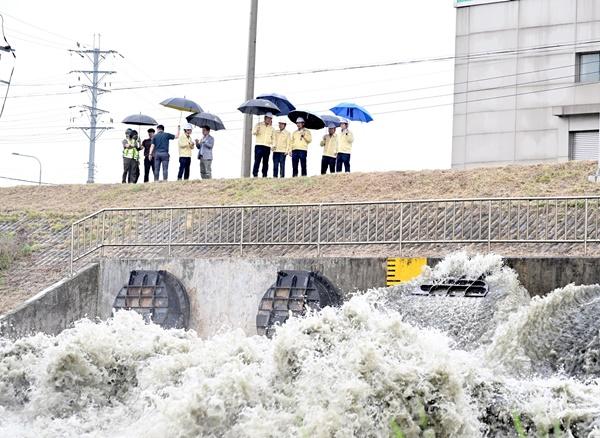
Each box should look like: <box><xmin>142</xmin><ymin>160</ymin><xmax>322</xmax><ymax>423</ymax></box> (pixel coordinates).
<box><xmin>149</xmin><ymin>124</ymin><xmax>179</xmax><ymax>181</ymax></box>
<box><xmin>141</xmin><ymin>128</ymin><xmax>155</xmax><ymax>183</ymax></box>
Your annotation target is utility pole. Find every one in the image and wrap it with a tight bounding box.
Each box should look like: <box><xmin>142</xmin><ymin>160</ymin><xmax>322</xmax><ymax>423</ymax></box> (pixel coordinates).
<box><xmin>241</xmin><ymin>0</ymin><xmax>259</xmax><ymax>177</ymax></box>
<box><xmin>68</xmin><ymin>35</ymin><xmax>120</xmax><ymax>183</ymax></box>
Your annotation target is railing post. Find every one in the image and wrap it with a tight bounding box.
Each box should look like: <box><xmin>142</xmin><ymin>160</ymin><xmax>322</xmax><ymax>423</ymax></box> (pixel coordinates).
<box><xmin>584</xmin><ymin>198</ymin><xmax>589</xmax><ymax>256</ymax></box>
<box><xmin>317</xmin><ymin>204</ymin><xmax>323</xmax><ymax>257</ymax></box>
<box><xmin>240</xmin><ymin>208</ymin><xmax>245</xmax><ymax>256</ymax></box>
<box><xmin>488</xmin><ymin>200</ymin><xmax>492</xmax><ymax>252</ymax></box>
<box><xmin>70</xmin><ymin>223</ymin><xmax>74</xmax><ymax>277</ymax></box>
<box><xmin>100</xmin><ymin>210</ymin><xmax>106</xmax><ymax>257</ymax></box>
<box><xmin>399</xmin><ymin>204</ymin><xmax>404</xmax><ymax>256</ymax></box>
<box><xmin>168</xmin><ymin>209</ymin><xmax>173</xmax><ymax>256</ymax></box>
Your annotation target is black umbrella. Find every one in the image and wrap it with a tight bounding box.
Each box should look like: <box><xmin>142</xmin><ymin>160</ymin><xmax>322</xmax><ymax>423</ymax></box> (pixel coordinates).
<box><xmin>186</xmin><ymin>112</ymin><xmax>226</xmax><ymax>131</ymax></box>
<box><xmin>237</xmin><ymin>98</ymin><xmax>280</xmax><ymax>116</ymax></box>
<box><xmin>288</xmin><ymin>110</ymin><xmax>325</xmax><ymax>130</ymax></box>
<box><xmin>122</xmin><ymin>114</ymin><xmax>157</xmax><ymax>126</ymax></box>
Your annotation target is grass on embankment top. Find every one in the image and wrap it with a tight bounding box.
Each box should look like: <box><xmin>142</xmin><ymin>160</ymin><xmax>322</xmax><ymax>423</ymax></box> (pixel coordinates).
<box><xmin>0</xmin><ymin>161</ymin><xmax>598</xmax><ymax>216</ymax></box>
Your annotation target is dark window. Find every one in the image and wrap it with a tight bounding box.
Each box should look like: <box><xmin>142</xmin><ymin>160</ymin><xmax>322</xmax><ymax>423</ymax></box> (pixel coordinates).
<box><xmin>577</xmin><ymin>52</ymin><xmax>600</xmax><ymax>82</ymax></box>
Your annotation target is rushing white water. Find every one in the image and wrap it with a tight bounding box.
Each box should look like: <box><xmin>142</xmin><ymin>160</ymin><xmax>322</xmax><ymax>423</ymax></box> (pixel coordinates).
<box><xmin>0</xmin><ymin>253</ymin><xmax>599</xmax><ymax>437</ymax></box>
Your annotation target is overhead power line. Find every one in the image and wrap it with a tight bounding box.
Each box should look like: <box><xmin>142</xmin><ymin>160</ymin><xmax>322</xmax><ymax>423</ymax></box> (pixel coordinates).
<box><xmin>6</xmin><ymin>37</ymin><xmax>600</xmax><ymax>100</ymax></box>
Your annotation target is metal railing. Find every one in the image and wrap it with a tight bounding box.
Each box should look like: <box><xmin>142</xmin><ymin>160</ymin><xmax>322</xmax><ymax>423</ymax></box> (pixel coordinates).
<box><xmin>70</xmin><ymin>196</ymin><xmax>600</xmax><ymax>274</ymax></box>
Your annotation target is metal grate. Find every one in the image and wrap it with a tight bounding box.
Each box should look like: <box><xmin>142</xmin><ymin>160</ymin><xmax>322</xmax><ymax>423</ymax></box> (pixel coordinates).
<box><xmin>413</xmin><ymin>275</ymin><xmax>488</xmax><ymax>298</ymax></box>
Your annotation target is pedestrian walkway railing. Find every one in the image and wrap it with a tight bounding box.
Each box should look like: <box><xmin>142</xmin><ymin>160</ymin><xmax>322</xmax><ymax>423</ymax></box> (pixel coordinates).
<box><xmin>70</xmin><ymin>196</ymin><xmax>600</xmax><ymax>274</ymax></box>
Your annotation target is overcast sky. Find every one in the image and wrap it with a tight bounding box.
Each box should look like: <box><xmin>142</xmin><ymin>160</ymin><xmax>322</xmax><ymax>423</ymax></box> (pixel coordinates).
<box><xmin>0</xmin><ymin>1</ymin><xmax>456</xmax><ymax>186</ymax></box>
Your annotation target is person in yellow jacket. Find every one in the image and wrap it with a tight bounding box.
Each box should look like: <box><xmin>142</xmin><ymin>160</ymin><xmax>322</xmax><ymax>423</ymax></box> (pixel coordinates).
<box><xmin>272</xmin><ymin>117</ymin><xmax>291</xmax><ymax>178</ymax></box>
<box><xmin>320</xmin><ymin>123</ymin><xmax>338</xmax><ymax>175</ymax></box>
<box><xmin>290</xmin><ymin>117</ymin><xmax>312</xmax><ymax>177</ymax></box>
<box><xmin>252</xmin><ymin>112</ymin><xmax>274</xmax><ymax>178</ymax></box>
<box><xmin>336</xmin><ymin>118</ymin><xmax>354</xmax><ymax>173</ymax></box>
<box><xmin>177</xmin><ymin>123</ymin><xmax>195</xmax><ymax>180</ymax></box>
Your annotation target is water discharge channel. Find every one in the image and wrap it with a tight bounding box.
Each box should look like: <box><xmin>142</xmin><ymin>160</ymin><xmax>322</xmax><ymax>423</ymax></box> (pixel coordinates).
<box><xmin>0</xmin><ymin>253</ymin><xmax>599</xmax><ymax>437</ymax></box>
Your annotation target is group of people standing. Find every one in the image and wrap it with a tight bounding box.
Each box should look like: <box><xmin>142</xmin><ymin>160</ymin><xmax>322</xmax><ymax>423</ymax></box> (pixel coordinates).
<box><xmin>121</xmin><ymin>123</ymin><xmax>214</xmax><ymax>183</ymax></box>
<box><xmin>252</xmin><ymin>113</ymin><xmax>354</xmax><ymax>178</ymax></box>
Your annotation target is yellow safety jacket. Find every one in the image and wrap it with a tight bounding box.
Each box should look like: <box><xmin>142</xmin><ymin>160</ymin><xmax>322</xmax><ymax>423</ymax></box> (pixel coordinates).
<box><xmin>290</xmin><ymin>128</ymin><xmax>312</xmax><ymax>151</ymax></box>
<box><xmin>320</xmin><ymin>133</ymin><xmax>338</xmax><ymax>158</ymax></box>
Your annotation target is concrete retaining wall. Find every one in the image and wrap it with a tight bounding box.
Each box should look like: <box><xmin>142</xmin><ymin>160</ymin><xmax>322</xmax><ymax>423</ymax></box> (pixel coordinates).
<box><xmin>4</xmin><ymin>256</ymin><xmax>600</xmax><ymax>339</ymax></box>
<box><xmin>99</xmin><ymin>258</ymin><xmax>387</xmax><ymax>337</ymax></box>
<box><xmin>0</xmin><ymin>263</ymin><xmax>99</xmax><ymax>339</ymax></box>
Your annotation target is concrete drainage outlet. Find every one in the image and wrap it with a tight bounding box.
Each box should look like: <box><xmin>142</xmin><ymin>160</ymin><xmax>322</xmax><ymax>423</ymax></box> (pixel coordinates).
<box><xmin>113</xmin><ymin>270</ymin><xmax>190</xmax><ymax>329</ymax></box>
<box><xmin>256</xmin><ymin>270</ymin><xmax>342</xmax><ymax>337</ymax></box>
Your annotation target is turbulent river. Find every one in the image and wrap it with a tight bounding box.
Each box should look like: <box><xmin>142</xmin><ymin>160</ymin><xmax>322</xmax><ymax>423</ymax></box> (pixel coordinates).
<box><xmin>1</xmin><ymin>253</ymin><xmax>600</xmax><ymax>437</ymax></box>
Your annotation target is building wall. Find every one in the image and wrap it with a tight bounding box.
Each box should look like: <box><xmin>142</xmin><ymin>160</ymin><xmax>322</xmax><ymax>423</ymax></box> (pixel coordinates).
<box><xmin>452</xmin><ymin>0</ymin><xmax>600</xmax><ymax>168</ymax></box>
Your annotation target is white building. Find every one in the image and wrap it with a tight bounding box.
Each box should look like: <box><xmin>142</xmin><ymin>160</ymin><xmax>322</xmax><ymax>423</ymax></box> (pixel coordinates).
<box><xmin>452</xmin><ymin>0</ymin><xmax>600</xmax><ymax>169</ymax></box>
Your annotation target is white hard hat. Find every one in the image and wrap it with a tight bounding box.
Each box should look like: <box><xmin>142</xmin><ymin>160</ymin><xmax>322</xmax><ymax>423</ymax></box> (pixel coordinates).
<box><xmin>296</xmin><ymin>117</ymin><xmax>305</xmax><ymax>123</ymax></box>
<box><xmin>327</xmin><ymin>123</ymin><xmax>336</xmax><ymax>129</ymax></box>
<box><xmin>265</xmin><ymin>112</ymin><xmax>274</xmax><ymax>118</ymax></box>
<box><xmin>340</xmin><ymin>118</ymin><xmax>349</xmax><ymax>125</ymax></box>
<box><xmin>278</xmin><ymin>117</ymin><xmax>287</xmax><ymax>124</ymax></box>
<box><xmin>184</xmin><ymin>123</ymin><xmax>193</xmax><ymax>130</ymax></box>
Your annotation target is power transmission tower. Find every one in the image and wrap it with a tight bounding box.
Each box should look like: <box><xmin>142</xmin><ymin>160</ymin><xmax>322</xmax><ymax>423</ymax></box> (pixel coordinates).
<box><xmin>68</xmin><ymin>36</ymin><xmax>120</xmax><ymax>183</ymax></box>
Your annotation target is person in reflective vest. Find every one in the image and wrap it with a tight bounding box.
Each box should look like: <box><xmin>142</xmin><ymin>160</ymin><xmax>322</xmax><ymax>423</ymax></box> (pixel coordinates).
<box><xmin>122</xmin><ymin>129</ymin><xmax>142</xmax><ymax>183</ymax></box>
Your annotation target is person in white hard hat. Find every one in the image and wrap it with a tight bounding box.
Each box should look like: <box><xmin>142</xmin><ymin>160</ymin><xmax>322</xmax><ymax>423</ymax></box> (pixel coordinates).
<box><xmin>290</xmin><ymin>117</ymin><xmax>312</xmax><ymax>177</ymax></box>
<box><xmin>177</xmin><ymin>123</ymin><xmax>195</xmax><ymax>180</ymax></box>
<box><xmin>252</xmin><ymin>112</ymin><xmax>274</xmax><ymax>178</ymax></box>
<box><xmin>320</xmin><ymin>123</ymin><xmax>338</xmax><ymax>175</ymax></box>
<box><xmin>336</xmin><ymin>118</ymin><xmax>354</xmax><ymax>173</ymax></box>
<box><xmin>272</xmin><ymin>117</ymin><xmax>291</xmax><ymax>178</ymax></box>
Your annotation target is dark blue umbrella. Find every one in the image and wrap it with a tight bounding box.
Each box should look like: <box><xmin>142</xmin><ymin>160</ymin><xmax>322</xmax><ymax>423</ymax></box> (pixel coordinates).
<box><xmin>256</xmin><ymin>93</ymin><xmax>296</xmax><ymax>115</ymax></box>
<box><xmin>288</xmin><ymin>110</ymin><xmax>325</xmax><ymax>130</ymax></box>
<box><xmin>238</xmin><ymin>98</ymin><xmax>280</xmax><ymax>116</ymax></box>
<box><xmin>330</xmin><ymin>102</ymin><xmax>374</xmax><ymax>123</ymax></box>
<box><xmin>320</xmin><ymin>114</ymin><xmax>342</xmax><ymax>128</ymax></box>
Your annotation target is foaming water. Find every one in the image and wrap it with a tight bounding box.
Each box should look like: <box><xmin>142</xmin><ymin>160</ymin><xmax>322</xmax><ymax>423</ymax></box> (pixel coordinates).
<box><xmin>0</xmin><ymin>253</ymin><xmax>599</xmax><ymax>437</ymax></box>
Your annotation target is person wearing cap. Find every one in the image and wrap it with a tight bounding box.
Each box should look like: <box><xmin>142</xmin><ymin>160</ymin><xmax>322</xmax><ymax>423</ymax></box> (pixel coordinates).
<box><xmin>271</xmin><ymin>118</ymin><xmax>291</xmax><ymax>178</ymax></box>
<box><xmin>336</xmin><ymin>119</ymin><xmax>354</xmax><ymax>173</ymax></box>
<box><xmin>122</xmin><ymin>128</ymin><xmax>142</xmax><ymax>184</ymax></box>
<box><xmin>320</xmin><ymin>124</ymin><xmax>338</xmax><ymax>175</ymax></box>
<box><xmin>149</xmin><ymin>124</ymin><xmax>180</xmax><ymax>182</ymax></box>
<box><xmin>290</xmin><ymin>117</ymin><xmax>312</xmax><ymax>177</ymax></box>
<box><xmin>177</xmin><ymin>123</ymin><xmax>195</xmax><ymax>181</ymax></box>
<box><xmin>141</xmin><ymin>128</ymin><xmax>155</xmax><ymax>183</ymax></box>
<box><xmin>195</xmin><ymin>126</ymin><xmax>214</xmax><ymax>179</ymax></box>
<box><xmin>252</xmin><ymin>112</ymin><xmax>274</xmax><ymax>178</ymax></box>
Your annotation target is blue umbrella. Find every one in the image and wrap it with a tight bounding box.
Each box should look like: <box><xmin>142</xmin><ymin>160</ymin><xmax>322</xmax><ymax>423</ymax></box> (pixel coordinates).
<box><xmin>256</xmin><ymin>93</ymin><xmax>296</xmax><ymax>115</ymax></box>
<box><xmin>330</xmin><ymin>102</ymin><xmax>374</xmax><ymax>123</ymax></box>
<box><xmin>320</xmin><ymin>114</ymin><xmax>342</xmax><ymax>128</ymax></box>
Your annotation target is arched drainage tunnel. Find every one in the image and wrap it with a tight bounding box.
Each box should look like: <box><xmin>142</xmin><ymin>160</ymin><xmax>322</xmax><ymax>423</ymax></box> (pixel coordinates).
<box><xmin>113</xmin><ymin>270</ymin><xmax>190</xmax><ymax>329</ymax></box>
<box><xmin>256</xmin><ymin>270</ymin><xmax>342</xmax><ymax>337</ymax></box>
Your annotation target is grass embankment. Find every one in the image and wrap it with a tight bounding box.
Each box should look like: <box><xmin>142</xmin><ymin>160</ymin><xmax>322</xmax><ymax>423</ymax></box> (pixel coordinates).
<box><xmin>0</xmin><ymin>161</ymin><xmax>598</xmax><ymax>217</ymax></box>
<box><xmin>0</xmin><ymin>233</ymin><xmax>33</xmax><ymax>284</ymax></box>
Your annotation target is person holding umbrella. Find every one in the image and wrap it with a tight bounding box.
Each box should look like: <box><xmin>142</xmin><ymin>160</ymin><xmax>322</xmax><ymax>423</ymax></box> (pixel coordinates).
<box><xmin>336</xmin><ymin>119</ymin><xmax>354</xmax><ymax>173</ymax></box>
<box><xmin>252</xmin><ymin>112</ymin><xmax>274</xmax><ymax>178</ymax></box>
<box><xmin>177</xmin><ymin>123</ymin><xmax>195</xmax><ymax>181</ymax></box>
<box><xmin>320</xmin><ymin>123</ymin><xmax>338</xmax><ymax>175</ymax></box>
<box><xmin>149</xmin><ymin>124</ymin><xmax>180</xmax><ymax>182</ymax></box>
<box><xmin>195</xmin><ymin>126</ymin><xmax>214</xmax><ymax>179</ymax></box>
<box><xmin>272</xmin><ymin>117</ymin><xmax>290</xmax><ymax>178</ymax></box>
<box><xmin>290</xmin><ymin>117</ymin><xmax>312</xmax><ymax>177</ymax></box>
<box><xmin>141</xmin><ymin>128</ymin><xmax>155</xmax><ymax>183</ymax></box>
